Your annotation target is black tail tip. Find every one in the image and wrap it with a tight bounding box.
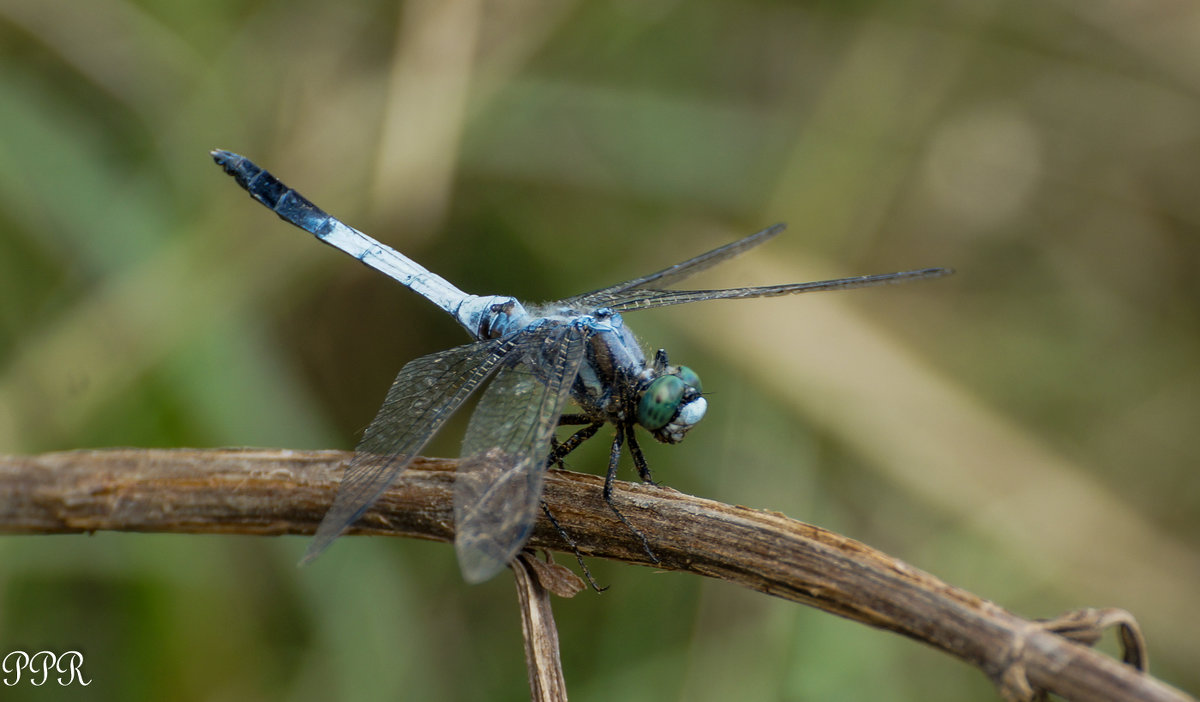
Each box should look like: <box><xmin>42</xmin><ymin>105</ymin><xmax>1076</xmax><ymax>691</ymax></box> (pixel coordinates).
<box><xmin>210</xmin><ymin>149</ymin><xmax>240</xmax><ymax>167</ymax></box>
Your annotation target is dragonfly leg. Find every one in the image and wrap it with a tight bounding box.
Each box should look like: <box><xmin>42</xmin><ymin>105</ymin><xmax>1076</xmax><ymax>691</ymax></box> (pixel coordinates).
<box><xmin>623</xmin><ymin>424</ymin><xmax>657</xmax><ymax>485</ymax></box>
<box><xmin>540</xmin><ymin>501</ymin><xmax>606</xmax><ymax>592</ymax></box>
<box><xmin>557</xmin><ymin>413</ymin><xmax>593</xmax><ymax>426</ymax></box>
<box><xmin>603</xmin><ymin>429</ymin><xmax>660</xmax><ymax>565</ymax></box>
<box><xmin>549</xmin><ymin>421</ymin><xmax>603</xmax><ymax>469</ymax></box>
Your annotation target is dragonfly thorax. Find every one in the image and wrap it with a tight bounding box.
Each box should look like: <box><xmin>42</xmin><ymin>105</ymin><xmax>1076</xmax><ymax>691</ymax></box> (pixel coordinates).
<box><xmin>567</xmin><ymin>306</ymin><xmax>707</xmax><ymax>444</ymax></box>
<box><xmin>567</xmin><ymin>308</ymin><xmax>647</xmax><ymax>419</ymax></box>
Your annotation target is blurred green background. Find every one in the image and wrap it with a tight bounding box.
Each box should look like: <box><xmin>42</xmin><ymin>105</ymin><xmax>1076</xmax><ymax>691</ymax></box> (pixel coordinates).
<box><xmin>1</xmin><ymin>0</ymin><xmax>1198</xmax><ymax>700</ymax></box>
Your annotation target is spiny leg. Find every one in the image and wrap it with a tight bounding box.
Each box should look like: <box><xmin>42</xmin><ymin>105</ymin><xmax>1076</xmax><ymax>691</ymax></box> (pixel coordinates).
<box><xmin>624</xmin><ymin>423</ymin><xmax>657</xmax><ymax>485</ymax></box>
<box><xmin>542</xmin><ymin>418</ymin><xmax>607</xmax><ymax>583</ymax></box>
<box><xmin>549</xmin><ymin>421</ymin><xmax>603</xmax><ymax>468</ymax></box>
<box><xmin>556</xmin><ymin>413</ymin><xmax>593</xmax><ymax>426</ymax></box>
<box><xmin>540</xmin><ymin>502</ymin><xmax>606</xmax><ymax>592</ymax></box>
<box><xmin>603</xmin><ymin>428</ymin><xmax>659</xmax><ymax>564</ymax></box>
<box><xmin>545</xmin><ymin>416</ymin><xmax>660</xmax><ymax>577</ymax></box>
<box><xmin>548</xmin><ymin>436</ymin><xmax>567</xmax><ymax>470</ymax></box>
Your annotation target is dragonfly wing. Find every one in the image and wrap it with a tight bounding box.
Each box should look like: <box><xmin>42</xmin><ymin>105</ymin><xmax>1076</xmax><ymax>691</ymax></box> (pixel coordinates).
<box><xmin>604</xmin><ymin>267</ymin><xmax>954</xmax><ymax>312</ymax></box>
<box><xmin>301</xmin><ymin>338</ymin><xmax>513</xmax><ymax>564</ymax></box>
<box><xmin>563</xmin><ymin>223</ymin><xmax>786</xmax><ymax>308</ymax></box>
<box><xmin>454</xmin><ymin>323</ymin><xmax>590</xmax><ymax>583</ymax></box>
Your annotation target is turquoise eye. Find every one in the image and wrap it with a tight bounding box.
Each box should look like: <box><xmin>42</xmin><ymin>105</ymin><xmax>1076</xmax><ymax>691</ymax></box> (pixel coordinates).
<box><xmin>677</xmin><ymin>365</ymin><xmax>701</xmax><ymax>394</ymax></box>
<box><xmin>638</xmin><ymin>375</ymin><xmax>685</xmax><ymax>430</ymax></box>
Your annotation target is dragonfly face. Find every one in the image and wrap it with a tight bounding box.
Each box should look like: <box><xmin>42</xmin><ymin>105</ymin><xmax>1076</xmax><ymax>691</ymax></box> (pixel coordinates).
<box><xmin>636</xmin><ymin>355</ymin><xmax>705</xmax><ymax>445</ymax></box>
<box><xmin>212</xmin><ymin>149</ymin><xmax>951</xmax><ymax>582</ymax></box>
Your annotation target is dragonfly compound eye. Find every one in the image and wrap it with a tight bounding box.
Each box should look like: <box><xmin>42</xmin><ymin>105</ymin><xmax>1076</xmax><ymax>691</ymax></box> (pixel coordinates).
<box><xmin>676</xmin><ymin>365</ymin><xmax>702</xmax><ymax>394</ymax></box>
<box><xmin>638</xmin><ymin>375</ymin><xmax>687</xmax><ymax>430</ymax></box>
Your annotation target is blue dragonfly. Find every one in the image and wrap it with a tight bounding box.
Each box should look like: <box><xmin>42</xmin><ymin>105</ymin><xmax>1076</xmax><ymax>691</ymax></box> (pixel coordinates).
<box><xmin>212</xmin><ymin>150</ymin><xmax>951</xmax><ymax>583</ymax></box>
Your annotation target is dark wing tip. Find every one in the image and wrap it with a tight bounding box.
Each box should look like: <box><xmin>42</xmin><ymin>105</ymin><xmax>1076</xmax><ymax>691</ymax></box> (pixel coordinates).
<box><xmin>751</xmin><ymin>222</ymin><xmax>787</xmax><ymax>244</ymax></box>
<box><xmin>738</xmin><ymin>221</ymin><xmax>787</xmax><ymax>251</ymax></box>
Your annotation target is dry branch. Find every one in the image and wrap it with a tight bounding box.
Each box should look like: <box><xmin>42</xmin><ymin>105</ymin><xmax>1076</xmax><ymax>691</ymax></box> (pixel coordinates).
<box><xmin>512</xmin><ymin>553</ymin><xmax>576</xmax><ymax>702</ymax></box>
<box><xmin>0</xmin><ymin>448</ymin><xmax>1190</xmax><ymax>702</ymax></box>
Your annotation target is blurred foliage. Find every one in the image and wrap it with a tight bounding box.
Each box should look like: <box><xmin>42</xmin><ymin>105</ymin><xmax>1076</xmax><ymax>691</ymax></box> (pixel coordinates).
<box><xmin>1</xmin><ymin>0</ymin><xmax>1198</xmax><ymax>700</ymax></box>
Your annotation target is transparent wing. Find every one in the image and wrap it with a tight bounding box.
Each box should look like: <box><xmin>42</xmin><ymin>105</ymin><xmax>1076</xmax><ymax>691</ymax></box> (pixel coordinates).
<box><xmin>603</xmin><ymin>267</ymin><xmax>954</xmax><ymax>312</ymax></box>
<box><xmin>562</xmin><ymin>223</ymin><xmax>786</xmax><ymax>308</ymax></box>
<box><xmin>453</xmin><ymin>323</ymin><xmax>590</xmax><ymax>583</ymax></box>
<box><xmin>301</xmin><ymin>338</ymin><xmax>513</xmax><ymax>564</ymax></box>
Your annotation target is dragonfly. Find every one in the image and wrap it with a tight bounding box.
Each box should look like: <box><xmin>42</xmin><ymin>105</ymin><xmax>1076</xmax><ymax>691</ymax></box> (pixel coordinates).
<box><xmin>212</xmin><ymin>149</ymin><xmax>951</xmax><ymax>584</ymax></box>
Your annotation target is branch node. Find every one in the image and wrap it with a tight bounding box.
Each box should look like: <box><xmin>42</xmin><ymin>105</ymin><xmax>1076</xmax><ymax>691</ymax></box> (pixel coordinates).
<box><xmin>991</xmin><ymin>608</ymin><xmax>1149</xmax><ymax>702</ymax></box>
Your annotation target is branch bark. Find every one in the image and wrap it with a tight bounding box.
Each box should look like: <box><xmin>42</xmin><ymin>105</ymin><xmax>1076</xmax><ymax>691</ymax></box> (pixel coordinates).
<box><xmin>0</xmin><ymin>448</ymin><xmax>1190</xmax><ymax>702</ymax></box>
<box><xmin>512</xmin><ymin>553</ymin><xmax>576</xmax><ymax>702</ymax></box>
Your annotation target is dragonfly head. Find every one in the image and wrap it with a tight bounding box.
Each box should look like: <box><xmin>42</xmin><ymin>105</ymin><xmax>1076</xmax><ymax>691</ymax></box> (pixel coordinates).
<box><xmin>636</xmin><ymin>355</ymin><xmax>706</xmax><ymax>444</ymax></box>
